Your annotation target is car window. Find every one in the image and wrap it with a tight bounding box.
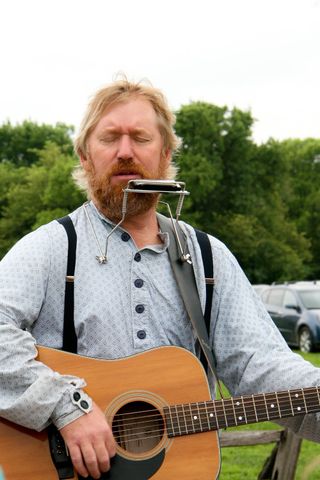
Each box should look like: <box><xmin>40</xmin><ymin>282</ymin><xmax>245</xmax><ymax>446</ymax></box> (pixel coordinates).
<box><xmin>298</xmin><ymin>290</ymin><xmax>320</xmax><ymax>309</ymax></box>
<box><xmin>253</xmin><ymin>285</ymin><xmax>269</xmax><ymax>296</ymax></box>
<box><xmin>267</xmin><ymin>288</ymin><xmax>285</xmax><ymax>307</ymax></box>
<box><xmin>283</xmin><ymin>290</ymin><xmax>298</xmax><ymax>308</ymax></box>
<box><xmin>261</xmin><ymin>290</ymin><xmax>270</xmax><ymax>303</ymax></box>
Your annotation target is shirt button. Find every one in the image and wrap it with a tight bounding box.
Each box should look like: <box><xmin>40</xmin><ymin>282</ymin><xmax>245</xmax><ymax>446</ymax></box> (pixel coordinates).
<box><xmin>135</xmin><ymin>304</ymin><xmax>145</xmax><ymax>314</ymax></box>
<box><xmin>137</xmin><ymin>330</ymin><xmax>146</xmax><ymax>339</ymax></box>
<box><xmin>134</xmin><ymin>279</ymin><xmax>144</xmax><ymax>288</ymax></box>
<box><xmin>121</xmin><ymin>232</ymin><xmax>130</xmax><ymax>242</ymax></box>
<box><xmin>73</xmin><ymin>392</ymin><xmax>81</xmax><ymax>402</ymax></box>
<box><xmin>134</xmin><ymin>252</ymin><xmax>141</xmax><ymax>262</ymax></box>
<box><xmin>80</xmin><ymin>400</ymin><xmax>89</xmax><ymax>410</ymax></box>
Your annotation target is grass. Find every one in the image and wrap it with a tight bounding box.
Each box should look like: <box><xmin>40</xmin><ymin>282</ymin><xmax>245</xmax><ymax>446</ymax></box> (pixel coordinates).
<box><xmin>218</xmin><ymin>351</ymin><xmax>320</xmax><ymax>479</ymax></box>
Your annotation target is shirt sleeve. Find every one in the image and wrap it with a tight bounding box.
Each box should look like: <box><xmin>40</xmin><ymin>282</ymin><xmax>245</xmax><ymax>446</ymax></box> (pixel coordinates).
<box><xmin>0</xmin><ymin>226</ymin><xmax>92</xmax><ymax>432</ymax></box>
<box><xmin>209</xmin><ymin>235</ymin><xmax>320</xmax><ymax>442</ymax></box>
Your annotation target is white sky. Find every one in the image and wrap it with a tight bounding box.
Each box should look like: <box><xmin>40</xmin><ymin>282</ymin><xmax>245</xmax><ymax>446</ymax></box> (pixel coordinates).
<box><xmin>0</xmin><ymin>0</ymin><xmax>319</xmax><ymax>144</ymax></box>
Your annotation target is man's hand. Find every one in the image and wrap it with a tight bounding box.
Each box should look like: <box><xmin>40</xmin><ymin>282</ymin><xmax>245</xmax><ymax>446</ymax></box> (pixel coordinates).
<box><xmin>59</xmin><ymin>402</ymin><xmax>116</xmax><ymax>479</ymax></box>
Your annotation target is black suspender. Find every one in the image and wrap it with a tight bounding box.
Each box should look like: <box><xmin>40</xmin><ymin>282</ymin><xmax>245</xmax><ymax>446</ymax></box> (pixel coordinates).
<box><xmin>57</xmin><ymin>216</ymin><xmax>214</xmax><ymax>363</ymax></box>
<box><xmin>195</xmin><ymin>228</ymin><xmax>215</xmax><ymax>371</ymax></box>
<box><xmin>195</xmin><ymin>229</ymin><xmax>215</xmax><ymax>335</ymax></box>
<box><xmin>57</xmin><ymin>216</ymin><xmax>78</xmax><ymax>354</ymax></box>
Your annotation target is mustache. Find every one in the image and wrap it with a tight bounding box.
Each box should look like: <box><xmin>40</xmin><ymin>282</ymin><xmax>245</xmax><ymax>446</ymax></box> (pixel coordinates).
<box><xmin>106</xmin><ymin>160</ymin><xmax>152</xmax><ymax>180</ymax></box>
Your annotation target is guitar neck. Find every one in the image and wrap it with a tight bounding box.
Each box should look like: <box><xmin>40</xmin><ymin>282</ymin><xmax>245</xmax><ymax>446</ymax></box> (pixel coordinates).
<box><xmin>164</xmin><ymin>386</ymin><xmax>320</xmax><ymax>437</ymax></box>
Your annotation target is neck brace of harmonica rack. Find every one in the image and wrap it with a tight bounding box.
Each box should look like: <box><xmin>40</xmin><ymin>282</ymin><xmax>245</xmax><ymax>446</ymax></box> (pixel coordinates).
<box><xmin>84</xmin><ymin>179</ymin><xmax>191</xmax><ymax>265</ymax></box>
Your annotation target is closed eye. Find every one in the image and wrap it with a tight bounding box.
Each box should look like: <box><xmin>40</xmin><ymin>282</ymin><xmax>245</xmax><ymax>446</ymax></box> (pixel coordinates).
<box><xmin>99</xmin><ymin>134</ymin><xmax>119</xmax><ymax>143</ymax></box>
<box><xmin>133</xmin><ymin>135</ymin><xmax>152</xmax><ymax>143</ymax></box>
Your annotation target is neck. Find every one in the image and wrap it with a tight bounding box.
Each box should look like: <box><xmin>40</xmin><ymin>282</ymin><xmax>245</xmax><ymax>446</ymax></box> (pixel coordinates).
<box><xmin>93</xmin><ymin>201</ymin><xmax>161</xmax><ymax>249</ymax></box>
<box><xmin>121</xmin><ymin>209</ymin><xmax>161</xmax><ymax>249</ymax></box>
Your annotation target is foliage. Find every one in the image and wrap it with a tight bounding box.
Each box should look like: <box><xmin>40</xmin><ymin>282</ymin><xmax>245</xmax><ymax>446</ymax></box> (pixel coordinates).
<box><xmin>175</xmin><ymin>103</ymin><xmax>313</xmax><ymax>283</ymax></box>
<box><xmin>0</xmin><ymin>114</ymin><xmax>319</xmax><ymax>284</ymax></box>
<box><xmin>0</xmin><ymin>120</ymin><xmax>74</xmax><ymax>166</ymax></box>
<box><xmin>276</xmin><ymin>139</ymin><xmax>320</xmax><ymax>278</ymax></box>
<box><xmin>0</xmin><ymin>142</ymin><xmax>85</xmax><ymax>258</ymax></box>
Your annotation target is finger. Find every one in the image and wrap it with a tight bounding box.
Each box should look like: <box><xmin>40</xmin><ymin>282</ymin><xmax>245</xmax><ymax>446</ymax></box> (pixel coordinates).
<box><xmin>94</xmin><ymin>440</ymin><xmax>111</xmax><ymax>473</ymax></box>
<box><xmin>68</xmin><ymin>444</ymin><xmax>89</xmax><ymax>479</ymax></box>
<box><xmin>81</xmin><ymin>444</ymin><xmax>100</xmax><ymax>479</ymax></box>
<box><xmin>105</xmin><ymin>429</ymin><xmax>117</xmax><ymax>458</ymax></box>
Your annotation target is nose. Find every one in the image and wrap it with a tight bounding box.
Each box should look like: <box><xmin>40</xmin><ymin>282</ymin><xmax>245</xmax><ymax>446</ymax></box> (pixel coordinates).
<box><xmin>117</xmin><ymin>134</ymin><xmax>133</xmax><ymax>160</ymax></box>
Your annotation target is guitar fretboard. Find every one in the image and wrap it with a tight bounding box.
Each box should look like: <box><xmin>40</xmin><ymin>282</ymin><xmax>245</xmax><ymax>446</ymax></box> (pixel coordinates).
<box><xmin>163</xmin><ymin>386</ymin><xmax>320</xmax><ymax>437</ymax></box>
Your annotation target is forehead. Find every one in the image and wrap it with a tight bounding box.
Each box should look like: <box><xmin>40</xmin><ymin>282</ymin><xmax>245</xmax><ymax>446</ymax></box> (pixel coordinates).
<box><xmin>95</xmin><ymin>97</ymin><xmax>160</xmax><ymax>132</ymax></box>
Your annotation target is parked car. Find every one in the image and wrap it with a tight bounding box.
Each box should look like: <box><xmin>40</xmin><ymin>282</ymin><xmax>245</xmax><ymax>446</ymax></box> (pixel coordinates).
<box><xmin>252</xmin><ymin>284</ymin><xmax>269</xmax><ymax>296</ymax></box>
<box><xmin>261</xmin><ymin>284</ymin><xmax>320</xmax><ymax>353</ymax></box>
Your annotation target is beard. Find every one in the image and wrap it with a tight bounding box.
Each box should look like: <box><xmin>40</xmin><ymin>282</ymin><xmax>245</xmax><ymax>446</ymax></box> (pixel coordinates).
<box><xmin>86</xmin><ymin>158</ymin><xmax>169</xmax><ymax>222</ymax></box>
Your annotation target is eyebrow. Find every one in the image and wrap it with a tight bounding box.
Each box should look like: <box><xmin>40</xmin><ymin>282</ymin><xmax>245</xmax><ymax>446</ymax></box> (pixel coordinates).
<box><xmin>100</xmin><ymin>126</ymin><xmax>151</xmax><ymax>135</ymax></box>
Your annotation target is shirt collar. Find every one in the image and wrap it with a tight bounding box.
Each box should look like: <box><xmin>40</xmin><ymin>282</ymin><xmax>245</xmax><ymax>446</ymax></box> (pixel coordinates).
<box><xmin>87</xmin><ymin>201</ymin><xmax>115</xmax><ymax>228</ymax></box>
<box><xmin>86</xmin><ymin>201</ymin><xmax>169</xmax><ymax>253</ymax></box>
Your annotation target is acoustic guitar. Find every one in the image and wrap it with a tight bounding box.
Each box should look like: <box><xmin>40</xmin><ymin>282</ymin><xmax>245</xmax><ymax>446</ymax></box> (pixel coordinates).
<box><xmin>0</xmin><ymin>345</ymin><xmax>319</xmax><ymax>479</ymax></box>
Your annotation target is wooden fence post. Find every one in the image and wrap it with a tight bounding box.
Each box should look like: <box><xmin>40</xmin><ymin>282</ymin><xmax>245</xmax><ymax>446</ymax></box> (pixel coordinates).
<box><xmin>221</xmin><ymin>429</ymin><xmax>302</xmax><ymax>480</ymax></box>
<box><xmin>258</xmin><ymin>429</ymin><xmax>302</xmax><ymax>479</ymax></box>
<box><xmin>270</xmin><ymin>429</ymin><xmax>302</xmax><ymax>480</ymax></box>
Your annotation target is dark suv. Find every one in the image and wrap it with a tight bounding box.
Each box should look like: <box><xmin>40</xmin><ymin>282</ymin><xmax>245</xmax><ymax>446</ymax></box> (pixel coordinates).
<box><xmin>260</xmin><ymin>283</ymin><xmax>320</xmax><ymax>353</ymax></box>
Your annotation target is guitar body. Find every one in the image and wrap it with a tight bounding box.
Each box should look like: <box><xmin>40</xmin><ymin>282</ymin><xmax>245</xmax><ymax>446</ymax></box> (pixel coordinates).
<box><xmin>0</xmin><ymin>346</ymin><xmax>220</xmax><ymax>480</ymax></box>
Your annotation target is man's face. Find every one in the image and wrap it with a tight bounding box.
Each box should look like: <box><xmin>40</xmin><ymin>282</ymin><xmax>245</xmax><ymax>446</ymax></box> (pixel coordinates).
<box><xmin>81</xmin><ymin>97</ymin><xmax>171</xmax><ymax>220</ymax></box>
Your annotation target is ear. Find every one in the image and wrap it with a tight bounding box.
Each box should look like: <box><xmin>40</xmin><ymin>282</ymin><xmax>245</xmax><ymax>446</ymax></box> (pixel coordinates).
<box><xmin>80</xmin><ymin>152</ymin><xmax>91</xmax><ymax>172</ymax></box>
<box><xmin>163</xmin><ymin>148</ymin><xmax>172</xmax><ymax>166</ymax></box>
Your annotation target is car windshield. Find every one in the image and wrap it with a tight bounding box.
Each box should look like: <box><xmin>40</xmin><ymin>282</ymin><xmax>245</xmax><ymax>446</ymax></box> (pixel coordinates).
<box><xmin>298</xmin><ymin>289</ymin><xmax>320</xmax><ymax>309</ymax></box>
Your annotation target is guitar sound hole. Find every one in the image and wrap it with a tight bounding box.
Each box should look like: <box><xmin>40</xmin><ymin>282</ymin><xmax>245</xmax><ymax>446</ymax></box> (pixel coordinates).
<box><xmin>112</xmin><ymin>401</ymin><xmax>164</xmax><ymax>454</ymax></box>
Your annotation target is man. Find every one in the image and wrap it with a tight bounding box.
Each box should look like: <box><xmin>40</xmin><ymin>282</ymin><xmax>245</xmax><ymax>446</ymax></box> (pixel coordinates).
<box><xmin>0</xmin><ymin>79</ymin><xmax>320</xmax><ymax>479</ymax></box>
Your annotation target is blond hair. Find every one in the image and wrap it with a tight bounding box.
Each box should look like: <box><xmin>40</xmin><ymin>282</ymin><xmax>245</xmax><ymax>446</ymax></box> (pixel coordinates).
<box><xmin>73</xmin><ymin>78</ymin><xmax>180</xmax><ymax>192</ymax></box>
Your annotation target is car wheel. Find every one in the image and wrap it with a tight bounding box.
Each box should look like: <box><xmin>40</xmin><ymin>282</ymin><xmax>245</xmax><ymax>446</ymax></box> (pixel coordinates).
<box><xmin>298</xmin><ymin>327</ymin><xmax>313</xmax><ymax>353</ymax></box>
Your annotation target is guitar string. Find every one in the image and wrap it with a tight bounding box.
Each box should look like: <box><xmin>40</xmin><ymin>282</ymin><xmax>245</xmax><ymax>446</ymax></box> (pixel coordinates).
<box><xmin>109</xmin><ymin>386</ymin><xmax>320</xmax><ymax>416</ymax></box>
<box><xmin>112</xmin><ymin>411</ymin><xmax>318</xmax><ymax>445</ymax></box>
<box><xmin>110</xmin><ymin>403</ymin><xmax>320</xmax><ymax>445</ymax></box>
<box><xmin>108</xmin><ymin>387</ymin><xmax>320</xmax><ymax>440</ymax></box>
<box><xmin>109</xmin><ymin>388</ymin><xmax>320</xmax><ymax>422</ymax></box>
<box><xmin>109</xmin><ymin>401</ymin><xmax>320</xmax><ymax>444</ymax></box>
<box><xmin>113</xmin><ymin>393</ymin><xmax>320</xmax><ymax>421</ymax></box>
<box><xmin>111</xmin><ymin>400</ymin><xmax>319</xmax><ymax>434</ymax></box>
<box><xmin>110</xmin><ymin>397</ymin><xmax>320</xmax><ymax>429</ymax></box>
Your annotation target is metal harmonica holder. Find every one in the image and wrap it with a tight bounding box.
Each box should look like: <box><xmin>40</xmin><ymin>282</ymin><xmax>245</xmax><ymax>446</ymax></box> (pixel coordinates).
<box><xmin>103</xmin><ymin>179</ymin><xmax>191</xmax><ymax>264</ymax></box>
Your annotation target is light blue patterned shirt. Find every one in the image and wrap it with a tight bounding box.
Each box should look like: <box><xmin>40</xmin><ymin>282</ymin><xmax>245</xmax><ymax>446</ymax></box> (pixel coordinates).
<box><xmin>1</xmin><ymin>201</ymin><xmax>320</xmax><ymax>441</ymax></box>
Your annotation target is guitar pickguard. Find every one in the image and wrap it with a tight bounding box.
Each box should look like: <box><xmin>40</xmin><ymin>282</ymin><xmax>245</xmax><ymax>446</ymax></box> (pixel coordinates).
<box><xmin>78</xmin><ymin>450</ymin><xmax>165</xmax><ymax>480</ymax></box>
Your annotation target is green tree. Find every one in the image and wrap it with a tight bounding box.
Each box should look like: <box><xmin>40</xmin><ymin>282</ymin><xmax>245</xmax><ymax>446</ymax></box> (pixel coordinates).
<box><xmin>0</xmin><ymin>162</ymin><xmax>22</xmax><ymax>216</ymax></box>
<box><xmin>0</xmin><ymin>120</ymin><xmax>74</xmax><ymax>166</ymax></box>
<box><xmin>1</xmin><ymin>112</ymin><xmax>318</xmax><ymax>283</ymax></box>
<box><xmin>175</xmin><ymin>103</ymin><xmax>256</xmax><ymax>228</ymax></box>
<box><xmin>277</xmin><ymin>139</ymin><xmax>320</xmax><ymax>278</ymax></box>
<box><xmin>175</xmin><ymin>102</ymin><xmax>312</xmax><ymax>283</ymax></box>
<box><xmin>0</xmin><ymin>142</ymin><xmax>84</xmax><ymax>258</ymax></box>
